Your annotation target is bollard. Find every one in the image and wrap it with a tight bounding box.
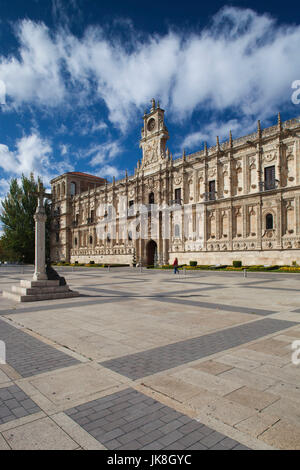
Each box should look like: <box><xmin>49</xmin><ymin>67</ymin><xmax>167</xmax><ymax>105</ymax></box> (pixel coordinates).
<box><xmin>243</xmin><ymin>268</ymin><xmax>247</xmax><ymax>278</ymax></box>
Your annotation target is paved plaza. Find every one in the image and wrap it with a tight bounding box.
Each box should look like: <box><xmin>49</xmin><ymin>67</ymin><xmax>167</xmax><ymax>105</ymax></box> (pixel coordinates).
<box><xmin>0</xmin><ymin>266</ymin><xmax>300</xmax><ymax>449</ymax></box>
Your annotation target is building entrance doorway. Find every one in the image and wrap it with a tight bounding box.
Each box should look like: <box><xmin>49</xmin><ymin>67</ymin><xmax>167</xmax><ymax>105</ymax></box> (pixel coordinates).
<box><xmin>146</xmin><ymin>240</ymin><xmax>157</xmax><ymax>266</ymax></box>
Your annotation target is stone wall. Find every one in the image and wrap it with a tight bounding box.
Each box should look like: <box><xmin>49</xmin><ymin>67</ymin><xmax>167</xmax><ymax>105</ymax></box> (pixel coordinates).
<box><xmin>70</xmin><ymin>254</ymin><xmax>132</xmax><ymax>265</ymax></box>
<box><xmin>169</xmin><ymin>250</ymin><xmax>300</xmax><ymax>266</ymax></box>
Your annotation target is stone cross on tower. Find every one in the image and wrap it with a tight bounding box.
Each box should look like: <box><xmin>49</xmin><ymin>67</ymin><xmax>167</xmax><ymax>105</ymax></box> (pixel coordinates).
<box><xmin>33</xmin><ymin>182</ymin><xmax>51</xmax><ymax>281</ymax></box>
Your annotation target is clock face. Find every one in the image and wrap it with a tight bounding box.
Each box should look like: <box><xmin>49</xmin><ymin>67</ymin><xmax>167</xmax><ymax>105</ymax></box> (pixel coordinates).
<box><xmin>147</xmin><ymin>118</ymin><xmax>155</xmax><ymax>131</ymax></box>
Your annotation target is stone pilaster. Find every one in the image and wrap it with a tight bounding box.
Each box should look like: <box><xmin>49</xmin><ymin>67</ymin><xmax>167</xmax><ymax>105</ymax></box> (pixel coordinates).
<box><xmin>243</xmin><ymin>154</ymin><xmax>247</xmax><ymax>194</ymax></box>
<box><xmin>257</xmin><ymin>198</ymin><xmax>262</xmax><ymax>250</ymax></box>
<box><xmin>276</xmin><ymin>197</ymin><xmax>283</xmax><ymax>247</ymax></box>
<box><xmin>296</xmin><ymin>195</ymin><xmax>300</xmax><ymax>235</ymax></box>
<box><xmin>228</xmin><ymin>205</ymin><xmax>233</xmax><ymax>250</ymax></box>
<box><xmin>242</xmin><ymin>204</ymin><xmax>247</xmax><ymax>238</ymax></box>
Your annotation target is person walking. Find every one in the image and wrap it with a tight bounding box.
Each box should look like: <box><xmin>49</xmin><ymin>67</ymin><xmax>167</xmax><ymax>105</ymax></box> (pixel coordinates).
<box><xmin>173</xmin><ymin>257</ymin><xmax>179</xmax><ymax>274</ymax></box>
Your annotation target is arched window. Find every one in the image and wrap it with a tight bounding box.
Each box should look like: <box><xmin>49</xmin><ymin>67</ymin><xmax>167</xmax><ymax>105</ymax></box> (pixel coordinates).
<box><xmin>74</xmin><ymin>237</ymin><xmax>78</xmax><ymax>246</ymax></box>
<box><xmin>128</xmin><ymin>230</ymin><xmax>132</xmax><ymax>241</ymax></box>
<box><xmin>149</xmin><ymin>192</ymin><xmax>155</xmax><ymax>204</ymax></box>
<box><xmin>70</xmin><ymin>182</ymin><xmax>76</xmax><ymax>197</ymax></box>
<box><xmin>89</xmin><ymin>235</ymin><xmax>93</xmax><ymax>244</ymax></box>
<box><xmin>266</xmin><ymin>213</ymin><xmax>273</xmax><ymax>230</ymax></box>
<box><xmin>174</xmin><ymin>224</ymin><xmax>181</xmax><ymax>238</ymax></box>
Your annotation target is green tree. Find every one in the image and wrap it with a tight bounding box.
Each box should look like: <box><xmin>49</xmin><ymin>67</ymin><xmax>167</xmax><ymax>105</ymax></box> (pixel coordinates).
<box><xmin>0</xmin><ymin>174</ymin><xmax>51</xmax><ymax>263</ymax></box>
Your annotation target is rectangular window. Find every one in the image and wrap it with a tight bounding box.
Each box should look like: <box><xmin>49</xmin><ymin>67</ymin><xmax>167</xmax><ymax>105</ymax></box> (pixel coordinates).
<box><xmin>264</xmin><ymin>166</ymin><xmax>275</xmax><ymax>190</ymax></box>
<box><xmin>128</xmin><ymin>200</ymin><xmax>134</xmax><ymax>216</ymax></box>
<box><xmin>174</xmin><ymin>188</ymin><xmax>181</xmax><ymax>204</ymax></box>
<box><xmin>209</xmin><ymin>180</ymin><xmax>216</xmax><ymax>200</ymax></box>
<box><xmin>90</xmin><ymin>210</ymin><xmax>95</xmax><ymax>223</ymax></box>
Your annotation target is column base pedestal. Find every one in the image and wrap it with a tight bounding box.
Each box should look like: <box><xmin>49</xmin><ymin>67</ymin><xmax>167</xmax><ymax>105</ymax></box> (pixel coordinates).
<box><xmin>33</xmin><ymin>273</ymin><xmax>48</xmax><ymax>281</ymax></box>
<box><xmin>2</xmin><ymin>279</ymin><xmax>80</xmax><ymax>302</ymax></box>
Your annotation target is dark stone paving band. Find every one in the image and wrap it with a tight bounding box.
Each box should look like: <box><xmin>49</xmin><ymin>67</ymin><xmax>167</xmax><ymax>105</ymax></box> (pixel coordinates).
<box><xmin>0</xmin><ymin>293</ymin><xmax>273</xmax><ymax>317</ymax></box>
<box><xmin>154</xmin><ymin>296</ymin><xmax>276</xmax><ymax>315</ymax></box>
<box><xmin>0</xmin><ymin>297</ymin><xmax>124</xmax><ymax>316</ymax></box>
<box><xmin>0</xmin><ymin>384</ymin><xmax>41</xmax><ymax>424</ymax></box>
<box><xmin>65</xmin><ymin>388</ymin><xmax>249</xmax><ymax>450</ymax></box>
<box><xmin>100</xmin><ymin>318</ymin><xmax>297</xmax><ymax>380</ymax></box>
<box><xmin>0</xmin><ymin>319</ymin><xmax>79</xmax><ymax>377</ymax></box>
<box><xmin>244</xmin><ymin>285</ymin><xmax>300</xmax><ymax>292</ymax></box>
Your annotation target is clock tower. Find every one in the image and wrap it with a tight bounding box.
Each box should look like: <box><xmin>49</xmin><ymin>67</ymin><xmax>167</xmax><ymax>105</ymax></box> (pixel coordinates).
<box><xmin>139</xmin><ymin>99</ymin><xmax>169</xmax><ymax>170</ymax></box>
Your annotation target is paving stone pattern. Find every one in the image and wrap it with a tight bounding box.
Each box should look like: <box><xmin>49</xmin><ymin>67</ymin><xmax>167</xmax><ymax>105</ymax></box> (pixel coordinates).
<box><xmin>155</xmin><ymin>296</ymin><xmax>276</xmax><ymax>315</ymax></box>
<box><xmin>0</xmin><ymin>319</ymin><xmax>79</xmax><ymax>377</ymax></box>
<box><xmin>100</xmin><ymin>318</ymin><xmax>297</xmax><ymax>380</ymax></box>
<box><xmin>0</xmin><ymin>297</ymin><xmax>123</xmax><ymax>316</ymax></box>
<box><xmin>65</xmin><ymin>388</ymin><xmax>249</xmax><ymax>450</ymax></box>
<box><xmin>0</xmin><ymin>384</ymin><xmax>41</xmax><ymax>424</ymax></box>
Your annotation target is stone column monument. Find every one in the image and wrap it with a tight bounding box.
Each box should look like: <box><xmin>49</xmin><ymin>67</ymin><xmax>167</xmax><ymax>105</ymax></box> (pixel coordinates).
<box><xmin>3</xmin><ymin>182</ymin><xmax>79</xmax><ymax>302</ymax></box>
<box><xmin>33</xmin><ymin>183</ymin><xmax>48</xmax><ymax>281</ymax></box>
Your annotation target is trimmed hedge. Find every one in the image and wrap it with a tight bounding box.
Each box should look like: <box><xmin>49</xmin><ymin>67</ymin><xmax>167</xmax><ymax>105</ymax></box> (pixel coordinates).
<box><xmin>232</xmin><ymin>260</ymin><xmax>242</xmax><ymax>268</ymax></box>
<box><xmin>53</xmin><ymin>262</ymin><xmax>300</xmax><ymax>273</ymax></box>
<box><xmin>152</xmin><ymin>264</ymin><xmax>300</xmax><ymax>273</ymax></box>
<box><xmin>226</xmin><ymin>266</ymin><xmax>243</xmax><ymax>271</ymax></box>
<box><xmin>279</xmin><ymin>266</ymin><xmax>300</xmax><ymax>272</ymax></box>
<box><xmin>53</xmin><ymin>262</ymin><xmax>130</xmax><ymax>268</ymax></box>
<box><xmin>246</xmin><ymin>265</ymin><xmax>279</xmax><ymax>271</ymax></box>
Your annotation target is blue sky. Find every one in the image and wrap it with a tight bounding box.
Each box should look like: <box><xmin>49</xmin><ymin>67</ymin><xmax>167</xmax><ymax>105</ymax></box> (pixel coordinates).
<box><xmin>0</xmin><ymin>0</ymin><xmax>300</xmax><ymax>197</ymax></box>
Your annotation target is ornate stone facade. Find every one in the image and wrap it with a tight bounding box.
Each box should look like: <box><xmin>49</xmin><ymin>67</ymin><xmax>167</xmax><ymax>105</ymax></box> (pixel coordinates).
<box><xmin>50</xmin><ymin>102</ymin><xmax>300</xmax><ymax>266</ymax></box>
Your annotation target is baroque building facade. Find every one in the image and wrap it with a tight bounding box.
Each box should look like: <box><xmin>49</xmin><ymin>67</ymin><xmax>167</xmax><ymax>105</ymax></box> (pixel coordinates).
<box><xmin>50</xmin><ymin>100</ymin><xmax>300</xmax><ymax>266</ymax></box>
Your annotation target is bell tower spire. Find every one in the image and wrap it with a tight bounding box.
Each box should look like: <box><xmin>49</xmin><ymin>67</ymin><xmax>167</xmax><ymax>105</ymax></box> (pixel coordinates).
<box><xmin>139</xmin><ymin>99</ymin><xmax>169</xmax><ymax>170</ymax></box>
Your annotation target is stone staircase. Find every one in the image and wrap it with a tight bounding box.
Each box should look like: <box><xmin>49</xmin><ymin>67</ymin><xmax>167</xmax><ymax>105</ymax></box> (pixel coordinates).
<box><xmin>2</xmin><ymin>280</ymin><xmax>80</xmax><ymax>302</ymax></box>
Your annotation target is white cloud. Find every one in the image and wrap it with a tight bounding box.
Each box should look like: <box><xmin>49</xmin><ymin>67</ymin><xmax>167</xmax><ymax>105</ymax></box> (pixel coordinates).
<box><xmin>76</xmin><ymin>141</ymin><xmax>124</xmax><ymax>180</ymax></box>
<box><xmin>72</xmin><ymin>114</ymin><xmax>108</xmax><ymax>135</ymax></box>
<box><xmin>51</xmin><ymin>0</ymin><xmax>82</xmax><ymax>28</ymax></box>
<box><xmin>96</xmin><ymin>165</ymin><xmax>122</xmax><ymax>180</ymax></box>
<box><xmin>90</xmin><ymin>121</ymin><xmax>108</xmax><ymax>133</ymax></box>
<box><xmin>59</xmin><ymin>144</ymin><xmax>69</xmax><ymax>156</ymax></box>
<box><xmin>0</xmin><ymin>7</ymin><xmax>300</xmax><ymax>129</ymax></box>
<box><xmin>181</xmin><ymin>117</ymin><xmax>257</xmax><ymax>152</ymax></box>
<box><xmin>0</xmin><ymin>133</ymin><xmax>73</xmax><ymax>186</ymax></box>
<box><xmin>0</xmin><ymin>133</ymin><xmax>52</xmax><ymax>175</ymax></box>
<box><xmin>0</xmin><ymin>20</ymin><xmax>65</xmax><ymax>109</ymax></box>
<box><xmin>0</xmin><ymin>178</ymin><xmax>10</xmax><ymax>198</ymax></box>
<box><xmin>84</xmin><ymin>141</ymin><xmax>123</xmax><ymax>166</ymax></box>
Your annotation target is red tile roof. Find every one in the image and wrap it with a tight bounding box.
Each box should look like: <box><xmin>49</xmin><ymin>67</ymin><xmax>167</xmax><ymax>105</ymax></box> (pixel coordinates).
<box><xmin>67</xmin><ymin>172</ymin><xmax>106</xmax><ymax>181</ymax></box>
